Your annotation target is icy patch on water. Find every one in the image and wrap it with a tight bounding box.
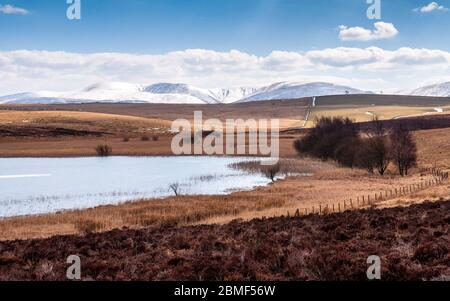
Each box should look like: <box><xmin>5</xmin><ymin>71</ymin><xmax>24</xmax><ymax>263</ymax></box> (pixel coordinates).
<box><xmin>0</xmin><ymin>156</ymin><xmax>273</xmax><ymax>218</ymax></box>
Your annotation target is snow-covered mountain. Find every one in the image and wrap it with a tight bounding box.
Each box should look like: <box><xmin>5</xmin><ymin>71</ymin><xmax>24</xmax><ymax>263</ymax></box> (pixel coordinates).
<box><xmin>239</xmin><ymin>82</ymin><xmax>371</xmax><ymax>102</ymax></box>
<box><xmin>0</xmin><ymin>82</ymin><xmax>206</xmax><ymax>105</ymax></box>
<box><xmin>0</xmin><ymin>81</ymin><xmax>370</xmax><ymax>105</ymax></box>
<box><xmin>409</xmin><ymin>82</ymin><xmax>450</xmax><ymax>97</ymax></box>
<box><xmin>209</xmin><ymin>87</ymin><xmax>259</xmax><ymax>104</ymax></box>
<box><xmin>144</xmin><ymin>83</ymin><xmax>218</xmax><ymax>104</ymax></box>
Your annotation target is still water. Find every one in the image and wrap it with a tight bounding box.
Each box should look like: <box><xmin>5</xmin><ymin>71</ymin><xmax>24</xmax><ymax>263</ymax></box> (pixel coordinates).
<box><xmin>0</xmin><ymin>156</ymin><xmax>272</xmax><ymax>218</ymax></box>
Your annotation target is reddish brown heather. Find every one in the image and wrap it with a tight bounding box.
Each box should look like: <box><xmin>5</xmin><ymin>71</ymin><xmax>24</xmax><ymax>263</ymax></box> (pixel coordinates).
<box><xmin>0</xmin><ymin>200</ymin><xmax>449</xmax><ymax>281</ymax></box>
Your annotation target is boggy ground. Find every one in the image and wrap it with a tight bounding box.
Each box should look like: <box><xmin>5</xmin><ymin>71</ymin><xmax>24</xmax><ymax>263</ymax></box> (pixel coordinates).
<box><xmin>0</xmin><ymin>200</ymin><xmax>449</xmax><ymax>281</ymax></box>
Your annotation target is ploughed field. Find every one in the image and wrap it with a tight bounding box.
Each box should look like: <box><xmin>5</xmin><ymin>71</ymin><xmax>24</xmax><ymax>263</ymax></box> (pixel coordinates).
<box><xmin>0</xmin><ymin>200</ymin><xmax>449</xmax><ymax>281</ymax></box>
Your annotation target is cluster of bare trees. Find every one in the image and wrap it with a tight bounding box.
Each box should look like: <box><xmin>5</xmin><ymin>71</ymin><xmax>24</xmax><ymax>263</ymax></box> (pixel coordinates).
<box><xmin>294</xmin><ymin>117</ymin><xmax>417</xmax><ymax>176</ymax></box>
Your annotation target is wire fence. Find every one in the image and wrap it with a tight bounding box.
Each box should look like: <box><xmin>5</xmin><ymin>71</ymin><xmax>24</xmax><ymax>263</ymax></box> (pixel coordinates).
<box><xmin>285</xmin><ymin>168</ymin><xmax>449</xmax><ymax>218</ymax></box>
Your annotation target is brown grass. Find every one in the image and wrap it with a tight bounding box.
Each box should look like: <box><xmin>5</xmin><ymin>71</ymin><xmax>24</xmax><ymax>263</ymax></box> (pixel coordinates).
<box><xmin>0</xmin><ymin>192</ymin><xmax>287</xmax><ymax>241</ymax></box>
<box><xmin>0</xmin><ymin>99</ymin><xmax>309</xmax><ymax>128</ymax></box>
<box><xmin>0</xmin><ymin>157</ymin><xmax>445</xmax><ymax>241</ymax></box>
<box><xmin>307</xmin><ymin>105</ymin><xmax>450</xmax><ymax>127</ymax></box>
<box><xmin>0</xmin><ymin>110</ymin><xmax>172</xmax><ymax>134</ymax></box>
<box><xmin>1</xmin><ymin>200</ymin><xmax>449</xmax><ymax>281</ymax></box>
<box><xmin>414</xmin><ymin>128</ymin><xmax>450</xmax><ymax>169</ymax></box>
<box><xmin>0</xmin><ymin>102</ymin><xmax>449</xmax><ymax>241</ymax></box>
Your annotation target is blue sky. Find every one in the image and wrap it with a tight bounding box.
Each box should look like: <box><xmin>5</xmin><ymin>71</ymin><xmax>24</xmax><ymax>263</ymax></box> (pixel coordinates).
<box><xmin>1</xmin><ymin>0</ymin><xmax>449</xmax><ymax>53</ymax></box>
<box><xmin>1</xmin><ymin>0</ymin><xmax>450</xmax><ymax>93</ymax></box>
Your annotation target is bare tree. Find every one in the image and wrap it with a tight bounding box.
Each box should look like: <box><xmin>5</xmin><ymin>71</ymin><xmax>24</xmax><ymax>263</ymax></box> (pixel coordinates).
<box><xmin>355</xmin><ymin>140</ymin><xmax>375</xmax><ymax>174</ymax></box>
<box><xmin>370</xmin><ymin>116</ymin><xmax>385</xmax><ymax>137</ymax></box>
<box><xmin>371</xmin><ymin>136</ymin><xmax>391</xmax><ymax>176</ymax></box>
<box><xmin>390</xmin><ymin>124</ymin><xmax>417</xmax><ymax>176</ymax></box>
<box><xmin>169</xmin><ymin>183</ymin><xmax>181</xmax><ymax>196</ymax></box>
<box><xmin>262</xmin><ymin>163</ymin><xmax>281</xmax><ymax>183</ymax></box>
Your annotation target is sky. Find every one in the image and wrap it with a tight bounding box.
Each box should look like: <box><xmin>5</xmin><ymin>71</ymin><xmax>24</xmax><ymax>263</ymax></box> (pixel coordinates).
<box><xmin>1</xmin><ymin>0</ymin><xmax>450</xmax><ymax>94</ymax></box>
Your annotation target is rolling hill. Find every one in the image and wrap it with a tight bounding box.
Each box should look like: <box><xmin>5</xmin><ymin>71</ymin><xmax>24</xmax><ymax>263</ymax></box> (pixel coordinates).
<box><xmin>0</xmin><ymin>81</ymin><xmax>369</xmax><ymax>105</ymax></box>
<box><xmin>409</xmin><ymin>81</ymin><xmax>450</xmax><ymax>97</ymax></box>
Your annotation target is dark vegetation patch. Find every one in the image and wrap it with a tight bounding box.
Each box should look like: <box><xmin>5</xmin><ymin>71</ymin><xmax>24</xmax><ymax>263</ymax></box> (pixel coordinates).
<box><xmin>294</xmin><ymin>117</ymin><xmax>417</xmax><ymax>176</ymax></box>
<box><xmin>0</xmin><ymin>125</ymin><xmax>106</xmax><ymax>138</ymax></box>
<box><xmin>358</xmin><ymin>114</ymin><xmax>450</xmax><ymax>132</ymax></box>
<box><xmin>0</xmin><ymin>200</ymin><xmax>449</xmax><ymax>281</ymax></box>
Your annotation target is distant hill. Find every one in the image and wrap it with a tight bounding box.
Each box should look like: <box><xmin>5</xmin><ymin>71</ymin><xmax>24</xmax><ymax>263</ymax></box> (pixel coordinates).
<box><xmin>238</xmin><ymin>82</ymin><xmax>371</xmax><ymax>102</ymax></box>
<box><xmin>409</xmin><ymin>81</ymin><xmax>450</xmax><ymax>97</ymax></box>
<box><xmin>0</xmin><ymin>81</ymin><xmax>370</xmax><ymax>105</ymax></box>
<box><xmin>315</xmin><ymin>94</ymin><xmax>450</xmax><ymax>107</ymax></box>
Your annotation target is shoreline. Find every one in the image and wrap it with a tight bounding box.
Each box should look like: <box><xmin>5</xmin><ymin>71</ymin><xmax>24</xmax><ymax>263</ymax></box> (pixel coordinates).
<box><xmin>1</xmin><ymin>161</ymin><xmax>447</xmax><ymax>241</ymax></box>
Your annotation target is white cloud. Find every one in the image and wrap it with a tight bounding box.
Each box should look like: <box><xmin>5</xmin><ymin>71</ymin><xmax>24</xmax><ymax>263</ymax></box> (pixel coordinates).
<box><xmin>414</xmin><ymin>2</ymin><xmax>449</xmax><ymax>13</ymax></box>
<box><xmin>1</xmin><ymin>47</ymin><xmax>450</xmax><ymax>94</ymax></box>
<box><xmin>338</xmin><ymin>22</ymin><xmax>399</xmax><ymax>41</ymax></box>
<box><xmin>0</xmin><ymin>4</ymin><xmax>29</xmax><ymax>15</ymax></box>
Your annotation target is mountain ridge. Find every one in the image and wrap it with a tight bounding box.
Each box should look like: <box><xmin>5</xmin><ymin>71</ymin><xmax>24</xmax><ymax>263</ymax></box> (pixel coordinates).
<box><xmin>408</xmin><ymin>81</ymin><xmax>450</xmax><ymax>97</ymax></box>
<box><xmin>0</xmin><ymin>81</ymin><xmax>370</xmax><ymax>105</ymax></box>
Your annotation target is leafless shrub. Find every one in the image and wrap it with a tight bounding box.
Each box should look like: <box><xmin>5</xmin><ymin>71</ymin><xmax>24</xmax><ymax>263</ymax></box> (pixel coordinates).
<box><xmin>141</xmin><ymin>135</ymin><xmax>150</xmax><ymax>141</ymax></box>
<box><xmin>169</xmin><ymin>183</ymin><xmax>181</xmax><ymax>196</ymax></box>
<box><xmin>95</xmin><ymin>144</ymin><xmax>112</xmax><ymax>156</ymax></box>
<box><xmin>152</xmin><ymin>135</ymin><xmax>159</xmax><ymax>141</ymax></box>
<box><xmin>369</xmin><ymin>116</ymin><xmax>385</xmax><ymax>137</ymax></box>
<box><xmin>229</xmin><ymin>159</ymin><xmax>316</xmax><ymax>177</ymax></box>
<box><xmin>122</xmin><ymin>137</ymin><xmax>130</xmax><ymax>142</ymax></box>
<box><xmin>261</xmin><ymin>163</ymin><xmax>281</xmax><ymax>182</ymax></box>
